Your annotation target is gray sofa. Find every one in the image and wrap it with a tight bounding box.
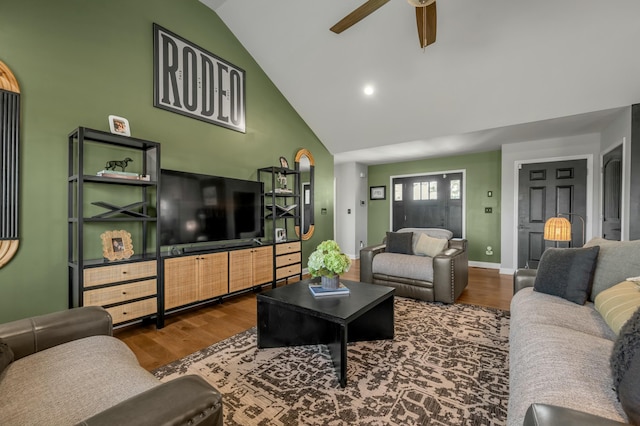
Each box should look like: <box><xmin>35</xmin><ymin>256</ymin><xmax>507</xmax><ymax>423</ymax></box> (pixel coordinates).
<box><xmin>0</xmin><ymin>306</ymin><xmax>223</xmax><ymax>426</ymax></box>
<box><xmin>360</xmin><ymin>228</ymin><xmax>468</xmax><ymax>303</ymax></box>
<box><xmin>509</xmin><ymin>237</ymin><xmax>640</xmax><ymax>426</ymax></box>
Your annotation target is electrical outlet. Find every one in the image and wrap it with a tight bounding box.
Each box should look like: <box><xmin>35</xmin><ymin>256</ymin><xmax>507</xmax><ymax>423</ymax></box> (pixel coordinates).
<box><xmin>485</xmin><ymin>207</ymin><xmax>492</xmax><ymax>213</ymax></box>
<box><xmin>485</xmin><ymin>245</ymin><xmax>493</xmax><ymax>256</ymax></box>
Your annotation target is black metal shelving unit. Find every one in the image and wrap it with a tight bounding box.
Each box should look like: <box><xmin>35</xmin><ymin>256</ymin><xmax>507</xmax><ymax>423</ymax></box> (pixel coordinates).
<box><xmin>68</xmin><ymin>127</ymin><xmax>163</xmax><ymax>328</ymax></box>
<box><xmin>257</xmin><ymin>166</ymin><xmax>303</xmax><ymax>285</ymax></box>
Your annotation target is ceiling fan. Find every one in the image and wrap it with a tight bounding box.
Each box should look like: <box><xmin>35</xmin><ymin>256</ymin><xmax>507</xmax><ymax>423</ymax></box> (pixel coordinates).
<box><xmin>330</xmin><ymin>0</ymin><xmax>437</xmax><ymax>48</ymax></box>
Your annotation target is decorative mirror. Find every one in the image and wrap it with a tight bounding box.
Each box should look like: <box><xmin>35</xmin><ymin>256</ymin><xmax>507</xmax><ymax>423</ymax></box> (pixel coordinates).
<box><xmin>294</xmin><ymin>149</ymin><xmax>315</xmax><ymax>240</ymax></box>
<box><xmin>0</xmin><ymin>60</ymin><xmax>20</xmax><ymax>268</ymax></box>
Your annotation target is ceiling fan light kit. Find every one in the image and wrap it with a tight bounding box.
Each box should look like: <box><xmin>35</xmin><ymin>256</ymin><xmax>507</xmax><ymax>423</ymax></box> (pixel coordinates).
<box><xmin>407</xmin><ymin>0</ymin><xmax>436</xmax><ymax>7</ymax></box>
<box><xmin>416</xmin><ymin>1</ymin><xmax>437</xmax><ymax>48</ymax></box>
<box><xmin>331</xmin><ymin>0</ymin><xmax>437</xmax><ymax>49</ymax></box>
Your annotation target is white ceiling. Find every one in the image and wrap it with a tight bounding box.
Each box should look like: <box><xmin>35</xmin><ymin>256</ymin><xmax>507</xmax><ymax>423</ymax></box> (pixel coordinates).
<box><xmin>204</xmin><ymin>0</ymin><xmax>640</xmax><ymax>165</ymax></box>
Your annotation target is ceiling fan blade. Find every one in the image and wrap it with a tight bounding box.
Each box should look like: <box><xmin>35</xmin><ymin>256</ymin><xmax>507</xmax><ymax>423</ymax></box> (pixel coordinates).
<box><xmin>330</xmin><ymin>0</ymin><xmax>390</xmax><ymax>34</ymax></box>
<box><xmin>415</xmin><ymin>2</ymin><xmax>437</xmax><ymax>48</ymax></box>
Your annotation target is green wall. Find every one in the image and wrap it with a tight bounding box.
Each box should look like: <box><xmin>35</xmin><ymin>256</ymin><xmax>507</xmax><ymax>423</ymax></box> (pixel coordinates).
<box><xmin>0</xmin><ymin>0</ymin><xmax>333</xmax><ymax>322</ymax></box>
<box><xmin>367</xmin><ymin>151</ymin><xmax>501</xmax><ymax>262</ymax></box>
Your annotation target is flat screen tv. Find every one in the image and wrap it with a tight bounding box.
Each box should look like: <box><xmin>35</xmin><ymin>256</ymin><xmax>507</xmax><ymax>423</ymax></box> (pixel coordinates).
<box><xmin>159</xmin><ymin>169</ymin><xmax>264</xmax><ymax>247</ymax></box>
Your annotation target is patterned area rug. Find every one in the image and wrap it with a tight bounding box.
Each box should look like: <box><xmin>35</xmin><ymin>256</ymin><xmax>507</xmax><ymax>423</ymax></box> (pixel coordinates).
<box><xmin>153</xmin><ymin>298</ymin><xmax>510</xmax><ymax>425</ymax></box>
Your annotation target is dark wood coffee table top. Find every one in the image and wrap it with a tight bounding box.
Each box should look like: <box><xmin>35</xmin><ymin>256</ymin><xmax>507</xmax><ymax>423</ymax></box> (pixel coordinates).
<box><xmin>257</xmin><ymin>278</ymin><xmax>394</xmax><ymax>323</ymax></box>
<box><xmin>257</xmin><ymin>278</ymin><xmax>395</xmax><ymax>387</ymax></box>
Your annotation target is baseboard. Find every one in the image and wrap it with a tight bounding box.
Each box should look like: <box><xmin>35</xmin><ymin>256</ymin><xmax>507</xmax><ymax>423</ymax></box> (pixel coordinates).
<box><xmin>469</xmin><ymin>261</ymin><xmax>516</xmax><ymax>276</ymax></box>
<box><xmin>468</xmin><ymin>261</ymin><xmax>501</xmax><ymax>270</ymax></box>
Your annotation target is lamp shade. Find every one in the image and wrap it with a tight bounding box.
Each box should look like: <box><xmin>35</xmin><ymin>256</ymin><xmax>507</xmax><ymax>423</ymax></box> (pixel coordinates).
<box><xmin>544</xmin><ymin>217</ymin><xmax>572</xmax><ymax>241</ymax></box>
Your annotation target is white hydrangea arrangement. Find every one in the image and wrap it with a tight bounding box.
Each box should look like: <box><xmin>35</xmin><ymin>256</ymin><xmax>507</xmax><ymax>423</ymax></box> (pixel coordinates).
<box><xmin>307</xmin><ymin>240</ymin><xmax>351</xmax><ymax>277</ymax></box>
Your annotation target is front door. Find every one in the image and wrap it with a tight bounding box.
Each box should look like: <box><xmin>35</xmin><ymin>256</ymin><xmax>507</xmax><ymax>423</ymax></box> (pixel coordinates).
<box><xmin>392</xmin><ymin>173</ymin><xmax>463</xmax><ymax>237</ymax></box>
<box><xmin>517</xmin><ymin>159</ymin><xmax>587</xmax><ymax>268</ymax></box>
<box><xmin>602</xmin><ymin>145</ymin><xmax>622</xmax><ymax>241</ymax></box>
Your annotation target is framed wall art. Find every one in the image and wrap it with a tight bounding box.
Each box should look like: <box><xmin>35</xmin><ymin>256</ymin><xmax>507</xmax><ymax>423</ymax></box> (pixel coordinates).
<box><xmin>370</xmin><ymin>186</ymin><xmax>386</xmax><ymax>200</ymax></box>
<box><xmin>0</xmin><ymin>60</ymin><xmax>20</xmax><ymax>268</ymax></box>
<box><xmin>153</xmin><ymin>23</ymin><xmax>246</xmax><ymax>133</ymax></box>
<box><xmin>101</xmin><ymin>230</ymin><xmax>134</xmax><ymax>261</ymax></box>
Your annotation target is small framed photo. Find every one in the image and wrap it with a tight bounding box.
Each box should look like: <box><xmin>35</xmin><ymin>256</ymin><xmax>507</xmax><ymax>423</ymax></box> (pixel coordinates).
<box><xmin>279</xmin><ymin>156</ymin><xmax>289</xmax><ymax>169</ymax></box>
<box><xmin>275</xmin><ymin>227</ymin><xmax>287</xmax><ymax>242</ymax></box>
<box><xmin>370</xmin><ymin>185</ymin><xmax>386</xmax><ymax>200</ymax></box>
<box><xmin>108</xmin><ymin>115</ymin><xmax>131</xmax><ymax>136</ymax></box>
<box><xmin>101</xmin><ymin>230</ymin><xmax>134</xmax><ymax>261</ymax></box>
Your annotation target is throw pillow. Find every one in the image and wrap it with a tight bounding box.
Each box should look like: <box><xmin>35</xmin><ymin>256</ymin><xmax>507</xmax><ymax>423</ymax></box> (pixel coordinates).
<box><xmin>533</xmin><ymin>246</ymin><xmax>600</xmax><ymax>305</ymax></box>
<box><xmin>584</xmin><ymin>238</ymin><xmax>640</xmax><ymax>301</ymax></box>
<box><xmin>611</xmin><ymin>307</ymin><xmax>640</xmax><ymax>390</ymax></box>
<box><xmin>0</xmin><ymin>339</ymin><xmax>14</xmax><ymax>374</ymax></box>
<box><xmin>414</xmin><ymin>232</ymin><xmax>448</xmax><ymax>257</ymax></box>
<box><xmin>594</xmin><ymin>281</ymin><xmax>640</xmax><ymax>335</ymax></box>
<box><xmin>618</xmin><ymin>349</ymin><xmax>640</xmax><ymax>425</ymax></box>
<box><xmin>385</xmin><ymin>231</ymin><xmax>413</xmax><ymax>255</ymax></box>
<box><xmin>611</xmin><ymin>307</ymin><xmax>640</xmax><ymax>425</ymax></box>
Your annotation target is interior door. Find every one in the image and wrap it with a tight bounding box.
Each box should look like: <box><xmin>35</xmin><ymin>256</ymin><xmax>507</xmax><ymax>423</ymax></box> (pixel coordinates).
<box><xmin>392</xmin><ymin>173</ymin><xmax>463</xmax><ymax>237</ymax></box>
<box><xmin>602</xmin><ymin>145</ymin><xmax>622</xmax><ymax>241</ymax></box>
<box><xmin>517</xmin><ymin>159</ymin><xmax>587</xmax><ymax>269</ymax></box>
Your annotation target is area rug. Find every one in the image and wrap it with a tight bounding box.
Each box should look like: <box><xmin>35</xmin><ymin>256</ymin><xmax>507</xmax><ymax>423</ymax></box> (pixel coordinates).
<box><xmin>153</xmin><ymin>298</ymin><xmax>510</xmax><ymax>425</ymax></box>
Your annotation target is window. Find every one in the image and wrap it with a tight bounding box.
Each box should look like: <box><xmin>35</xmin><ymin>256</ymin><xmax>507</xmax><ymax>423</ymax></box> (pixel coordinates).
<box><xmin>450</xmin><ymin>179</ymin><xmax>460</xmax><ymax>200</ymax></box>
<box><xmin>412</xmin><ymin>181</ymin><xmax>438</xmax><ymax>200</ymax></box>
<box><xmin>394</xmin><ymin>183</ymin><xmax>403</xmax><ymax>201</ymax></box>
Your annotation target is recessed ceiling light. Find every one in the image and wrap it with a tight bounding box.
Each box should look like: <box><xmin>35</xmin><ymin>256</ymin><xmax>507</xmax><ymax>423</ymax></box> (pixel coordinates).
<box><xmin>363</xmin><ymin>85</ymin><xmax>374</xmax><ymax>96</ymax></box>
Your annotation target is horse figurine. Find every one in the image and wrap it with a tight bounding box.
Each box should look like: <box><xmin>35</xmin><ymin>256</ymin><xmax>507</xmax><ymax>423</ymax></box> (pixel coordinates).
<box><xmin>105</xmin><ymin>157</ymin><xmax>133</xmax><ymax>171</ymax></box>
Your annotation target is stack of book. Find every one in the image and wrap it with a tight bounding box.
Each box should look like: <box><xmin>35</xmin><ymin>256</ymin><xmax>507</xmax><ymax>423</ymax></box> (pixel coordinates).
<box><xmin>274</xmin><ymin>188</ymin><xmax>293</xmax><ymax>194</ymax></box>
<box><xmin>96</xmin><ymin>170</ymin><xmax>148</xmax><ymax>181</ymax></box>
<box><xmin>308</xmin><ymin>283</ymin><xmax>350</xmax><ymax>298</ymax></box>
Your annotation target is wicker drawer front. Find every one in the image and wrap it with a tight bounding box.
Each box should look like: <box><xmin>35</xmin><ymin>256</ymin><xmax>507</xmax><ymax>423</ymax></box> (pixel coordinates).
<box><xmin>84</xmin><ymin>280</ymin><xmax>156</xmax><ymax>307</ymax></box>
<box><xmin>84</xmin><ymin>261</ymin><xmax>157</xmax><ymax>288</ymax></box>
<box><xmin>106</xmin><ymin>298</ymin><xmax>157</xmax><ymax>324</ymax></box>
<box><xmin>276</xmin><ymin>252</ymin><xmax>301</xmax><ymax>268</ymax></box>
<box><xmin>275</xmin><ymin>241</ymin><xmax>301</xmax><ymax>256</ymax></box>
<box><xmin>276</xmin><ymin>263</ymin><xmax>301</xmax><ymax>280</ymax></box>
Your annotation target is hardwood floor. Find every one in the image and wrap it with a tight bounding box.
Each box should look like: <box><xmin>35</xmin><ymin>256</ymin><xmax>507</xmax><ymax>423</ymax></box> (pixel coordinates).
<box><xmin>115</xmin><ymin>261</ymin><xmax>514</xmax><ymax>371</ymax></box>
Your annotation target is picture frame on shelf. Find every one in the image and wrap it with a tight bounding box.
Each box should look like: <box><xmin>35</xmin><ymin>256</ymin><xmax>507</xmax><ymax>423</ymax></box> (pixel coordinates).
<box><xmin>108</xmin><ymin>115</ymin><xmax>131</xmax><ymax>136</ymax></box>
<box><xmin>275</xmin><ymin>228</ymin><xmax>287</xmax><ymax>242</ymax></box>
<box><xmin>279</xmin><ymin>156</ymin><xmax>289</xmax><ymax>169</ymax></box>
<box><xmin>370</xmin><ymin>185</ymin><xmax>386</xmax><ymax>200</ymax></box>
<box><xmin>101</xmin><ymin>230</ymin><xmax>134</xmax><ymax>261</ymax></box>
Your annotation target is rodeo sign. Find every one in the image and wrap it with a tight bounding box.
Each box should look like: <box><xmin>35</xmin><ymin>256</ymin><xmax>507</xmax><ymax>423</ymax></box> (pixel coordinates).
<box><xmin>153</xmin><ymin>24</ymin><xmax>246</xmax><ymax>133</ymax></box>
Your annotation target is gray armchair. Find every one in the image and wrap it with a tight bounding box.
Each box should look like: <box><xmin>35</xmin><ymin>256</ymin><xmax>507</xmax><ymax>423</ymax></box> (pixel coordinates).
<box><xmin>360</xmin><ymin>228</ymin><xmax>468</xmax><ymax>303</ymax></box>
<box><xmin>0</xmin><ymin>306</ymin><xmax>222</xmax><ymax>426</ymax></box>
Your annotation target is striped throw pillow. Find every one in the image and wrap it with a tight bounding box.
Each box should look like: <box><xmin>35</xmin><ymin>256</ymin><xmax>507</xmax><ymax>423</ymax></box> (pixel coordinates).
<box><xmin>595</xmin><ymin>281</ymin><xmax>640</xmax><ymax>335</ymax></box>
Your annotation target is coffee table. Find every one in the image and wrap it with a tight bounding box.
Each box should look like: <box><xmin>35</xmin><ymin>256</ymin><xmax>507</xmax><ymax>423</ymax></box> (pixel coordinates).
<box><xmin>257</xmin><ymin>279</ymin><xmax>394</xmax><ymax>387</ymax></box>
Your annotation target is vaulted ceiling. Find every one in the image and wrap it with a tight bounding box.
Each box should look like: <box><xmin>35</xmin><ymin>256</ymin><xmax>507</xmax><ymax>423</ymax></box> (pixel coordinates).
<box><xmin>204</xmin><ymin>0</ymin><xmax>640</xmax><ymax>164</ymax></box>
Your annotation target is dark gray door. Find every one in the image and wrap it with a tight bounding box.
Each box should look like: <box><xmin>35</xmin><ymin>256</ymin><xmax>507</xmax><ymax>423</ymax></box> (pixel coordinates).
<box><xmin>517</xmin><ymin>159</ymin><xmax>587</xmax><ymax>269</ymax></box>
<box><xmin>602</xmin><ymin>146</ymin><xmax>622</xmax><ymax>241</ymax></box>
<box><xmin>392</xmin><ymin>173</ymin><xmax>463</xmax><ymax>237</ymax></box>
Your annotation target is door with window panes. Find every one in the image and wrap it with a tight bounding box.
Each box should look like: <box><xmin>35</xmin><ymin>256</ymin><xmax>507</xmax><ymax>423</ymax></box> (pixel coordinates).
<box><xmin>392</xmin><ymin>173</ymin><xmax>463</xmax><ymax>237</ymax></box>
